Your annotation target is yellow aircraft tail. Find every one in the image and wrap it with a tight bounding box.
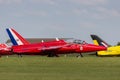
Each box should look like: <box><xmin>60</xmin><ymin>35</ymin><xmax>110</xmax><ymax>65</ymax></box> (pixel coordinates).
<box><xmin>90</xmin><ymin>34</ymin><xmax>120</xmax><ymax>56</ymax></box>
<box><xmin>90</xmin><ymin>34</ymin><xmax>110</xmax><ymax>56</ymax></box>
<box><xmin>90</xmin><ymin>34</ymin><xmax>110</xmax><ymax>47</ymax></box>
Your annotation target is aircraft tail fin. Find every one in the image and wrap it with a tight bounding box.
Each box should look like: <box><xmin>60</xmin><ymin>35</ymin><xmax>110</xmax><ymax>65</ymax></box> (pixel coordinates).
<box><xmin>6</xmin><ymin>28</ymin><xmax>30</xmax><ymax>45</ymax></box>
<box><xmin>90</xmin><ymin>34</ymin><xmax>110</xmax><ymax>47</ymax></box>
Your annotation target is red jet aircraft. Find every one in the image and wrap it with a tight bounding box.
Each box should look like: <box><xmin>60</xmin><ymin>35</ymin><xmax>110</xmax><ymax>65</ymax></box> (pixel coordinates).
<box><xmin>0</xmin><ymin>43</ymin><xmax>12</xmax><ymax>56</ymax></box>
<box><xmin>6</xmin><ymin>28</ymin><xmax>107</xmax><ymax>57</ymax></box>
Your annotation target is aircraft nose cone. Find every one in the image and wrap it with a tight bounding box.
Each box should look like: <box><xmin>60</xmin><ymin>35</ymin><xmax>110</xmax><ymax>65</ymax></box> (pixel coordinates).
<box><xmin>90</xmin><ymin>45</ymin><xmax>107</xmax><ymax>51</ymax></box>
<box><xmin>82</xmin><ymin>44</ymin><xmax>107</xmax><ymax>52</ymax></box>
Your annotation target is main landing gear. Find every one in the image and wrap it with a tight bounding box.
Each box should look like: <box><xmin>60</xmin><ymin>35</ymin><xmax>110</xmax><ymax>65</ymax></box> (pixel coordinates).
<box><xmin>47</xmin><ymin>53</ymin><xmax>59</xmax><ymax>57</ymax></box>
<box><xmin>76</xmin><ymin>53</ymin><xmax>83</xmax><ymax>57</ymax></box>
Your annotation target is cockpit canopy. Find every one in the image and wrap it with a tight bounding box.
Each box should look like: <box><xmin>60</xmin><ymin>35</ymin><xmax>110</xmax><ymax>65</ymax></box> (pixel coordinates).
<box><xmin>66</xmin><ymin>39</ymin><xmax>87</xmax><ymax>44</ymax></box>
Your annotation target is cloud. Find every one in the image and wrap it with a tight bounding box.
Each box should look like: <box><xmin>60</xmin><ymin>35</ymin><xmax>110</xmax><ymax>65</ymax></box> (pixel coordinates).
<box><xmin>12</xmin><ymin>10</ymin><xmax>48</xmax><ymax>17</ymax></box>
<box><xmin>70</xmin><ymin>0</ymin><xmax>108</xmax><ymax>6</ymax></box>
<box><xmin>93</xmin><ymin>7</ymin><xmax>120</xmax><ymax>19</ymax></box>
<box><xmin>0</xmin><ymin>0</ymin><xmax>22</xmax><ymax>4</ymax></box>
<box><xmin>72</xmin><ymin>9</ymin><xmax>88</xmax><ymax>15</ymax></box>
<box><xmin>31</xmin><ymin>0</ymin><xmax>56</xmax><ymax>5</ymax></box>
<box><xmin>98</xmin><ymin>7</ymin><xmax>120</xmax><ymax>16</ymax></box>
<box><xmin>79</xmin><ymin>22</ymin><xmax>96</xmax><ymax>28</ymax></box>
<box><xmin>27</xmin><ymin>11</ymin><xmax>48</xmax><ymax>17</ymax></box>
<box><xmin>72</xmin><ymin>7</ymin><xmax>120</xmax><ymax>19</ymax></box>
<box><xmin>0</xmin><ymin>0</ymin><xmax>57</xmax><ymax>5</ymax></box>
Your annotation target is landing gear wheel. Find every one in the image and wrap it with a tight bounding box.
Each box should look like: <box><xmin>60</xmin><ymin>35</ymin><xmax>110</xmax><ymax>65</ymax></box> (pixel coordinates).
<box><xmin>76</xmin><ymin>53</ymin><xmax>83</xmax><ymax>57</ymax></box>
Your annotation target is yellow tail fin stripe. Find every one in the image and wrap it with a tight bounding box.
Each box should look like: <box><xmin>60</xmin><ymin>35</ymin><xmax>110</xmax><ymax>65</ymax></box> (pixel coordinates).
<box><xmin>93</xmin><ymin>40</ymin><xmax>99</xmax><ymax>45</ymax></box>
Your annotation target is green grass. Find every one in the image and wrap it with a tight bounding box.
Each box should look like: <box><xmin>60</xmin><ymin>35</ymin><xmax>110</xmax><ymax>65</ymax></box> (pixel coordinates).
<box><xmin>0</xmin><ymin>55</ymin><xmax>120</xmax><ymax>80</ymax></box>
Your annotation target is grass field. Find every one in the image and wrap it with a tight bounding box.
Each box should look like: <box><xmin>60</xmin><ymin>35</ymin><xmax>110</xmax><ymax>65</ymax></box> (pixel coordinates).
<box><xmin>0</xmin><ymin>55</ymin><xmax>120</xmax><ymax>80</ymax></box>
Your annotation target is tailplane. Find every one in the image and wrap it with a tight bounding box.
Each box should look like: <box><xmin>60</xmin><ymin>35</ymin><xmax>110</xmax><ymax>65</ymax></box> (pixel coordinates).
<box><xmin>0</xmin><ymin>44</ymin><xmax>9</xmax><ymax>48</ymax></box>
<box><xmin>90</xmin><ymin>34</ymin><xmax>110</xmax><ymax>47</ymax></box>
<box><xmin>6</xmin><ymin>28</ymin><xmax>30</xmax><ymax>45</ymax></box>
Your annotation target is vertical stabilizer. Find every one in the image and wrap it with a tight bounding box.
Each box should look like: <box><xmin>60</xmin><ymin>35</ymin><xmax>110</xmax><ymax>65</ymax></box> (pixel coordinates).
<box><xmin>6</xmin><ymin>28</ymin><xmax>30</xmax><ymax>45</ymax></box>
<box><xmin>90</xmin><ymin>34</ymin><xmax>110</xmax><ymax>47</ymax></box>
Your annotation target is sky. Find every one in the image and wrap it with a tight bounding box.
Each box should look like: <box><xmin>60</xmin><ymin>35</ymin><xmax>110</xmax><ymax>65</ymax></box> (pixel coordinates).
<box><xmin>0</xmin><ymin>0</ymin><xmax>120</xmax><ymax>45</ymax></box>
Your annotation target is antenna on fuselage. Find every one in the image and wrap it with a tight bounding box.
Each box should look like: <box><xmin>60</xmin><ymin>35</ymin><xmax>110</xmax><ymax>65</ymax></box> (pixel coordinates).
<box><xmin>41</xmin><ymin>40</ymin><xmax>44</xmax><ymax>43</ymax></box>
<box><xmin>56</xmin><ymin>38</ymin><xmax>59</xmax><ymax>41</ymax></box>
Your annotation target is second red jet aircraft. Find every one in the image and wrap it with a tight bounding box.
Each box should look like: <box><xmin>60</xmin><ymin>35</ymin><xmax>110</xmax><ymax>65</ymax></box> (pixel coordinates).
<box><xmin>6</xmin><ymin>28</ymin><xmax>107</xmax><ymax>57</ymax></box>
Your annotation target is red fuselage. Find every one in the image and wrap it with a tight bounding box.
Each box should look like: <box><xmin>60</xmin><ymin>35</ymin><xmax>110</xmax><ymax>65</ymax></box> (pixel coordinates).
<box><xmin>12</xmin><ymin>40</ymin><xmax>107</xmax><ymax>55</ymax></box>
